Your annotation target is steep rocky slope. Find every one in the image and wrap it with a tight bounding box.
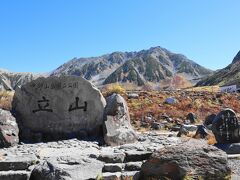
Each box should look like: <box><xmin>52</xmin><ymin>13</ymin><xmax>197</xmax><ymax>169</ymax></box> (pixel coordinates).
<box><xmin>51</xmin><ymin>52</ymin><xmax>136</xmax><ymax>85</ymax></box>
<box><xmin>51</xmin><ymin>47</ymin><xmax>212</xmax><ymax>88</ymax></box>
<box><xmin>0</xmin><ymin>70</ymin><xmax>40</xmax><ymax>91</ymax></box>
<box><xmin>197</xmin><ymin>51</ymin><xmax>240</xmax><ymax>87</ymax></box>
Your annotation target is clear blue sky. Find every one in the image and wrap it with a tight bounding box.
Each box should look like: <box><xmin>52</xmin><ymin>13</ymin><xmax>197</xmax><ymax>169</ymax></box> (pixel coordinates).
<box><xmin>0</xmin><ymin>0</ymin><xmax>239</xmax><ymax>73</ymax></box>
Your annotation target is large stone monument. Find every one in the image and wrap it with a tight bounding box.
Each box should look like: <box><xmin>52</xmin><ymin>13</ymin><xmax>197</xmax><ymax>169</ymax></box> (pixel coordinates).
<box><xmin>212</xmin><ymin>108</ymin><xmax>240</xmax><ymax>143</ymax></box>
<box><xmin>12</xmin><ymin>76</ymin><xmax>106</xmax><ymax>142</ymax></box>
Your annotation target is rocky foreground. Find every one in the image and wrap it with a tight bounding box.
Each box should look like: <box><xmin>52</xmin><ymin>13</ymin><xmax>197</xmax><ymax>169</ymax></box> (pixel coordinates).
<box><xmin>0</xmin><ymin>132</ymin><xmax>179</xmax><ymax>180</ymax></box>
<box><xmin>0</xmin><ymin>132</ymin><xmax>239</xmax><ymax>180</ymax></box>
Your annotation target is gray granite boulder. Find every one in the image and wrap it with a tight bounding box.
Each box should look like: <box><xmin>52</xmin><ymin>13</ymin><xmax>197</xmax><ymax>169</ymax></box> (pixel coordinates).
<box><xmin>0</xmin><ymin>153</ymin><xmax>38</xmax><ymax>180</ymax></box>
<box><xmin>103</xmin><ymin>94</ymin><xmax>137</xmax><ymax>146</ymax></box>
<box><xmin>127</xmin><ymin>93</ymin><xmax>139</xmax><ymax>99</ymax></box>
<box><xmin>164</xmin><ymin>97</ymin><xmax>178</xmax><ymax>105</ymax></box>
<box><xmin>125</xmin><ymin>162</ymin><xmax>142</xmax><ymax>171</ymax></box>
<box><xmin>0</xmin><ymin>154</ymin><xmax>38</xmax><ymax>171</ymax></box>
<box><xmin>125</xmin><ymin>150</ymin><xmax>152</xmax><ymax>162</ymax></box>
<box><xmin>98</xmin><ymin>148</ymin><xmax>125</xmax><ymax>163</ymax></box>
<box><xmin>204</xmin><ymin>114</ymin><xmax>216</xmax><ymax>130</ymax></box>
<box><xmin>12</xmin><ymin>76</ymin><xmax>106</xmax><ymax>142</ymax></box>
<box><xmin>193</xmin><ymin>125</ymin><xmax>210</xmax><ymax>139</ymax></box>
<box><xmin>0</xmin><ymin>171</ymin><xmax>31</xmax><ymax>180</ymax></box>
<box><xmin>140</xmin><ymin>139</ymin><xmax>231</xmax><ymax>180</ymax></box>
<box><xmin>121</xmin><ymin>171</ymin><xmax>140</xmax><ymax>180</ymax></box>
<box><xmin>212</xmin><ymin>108</ymin><xmax>240</xmax><ymax>143</ymax></box>
<box><xmin>30</xmin><ymin>156</ymin><xmax>104</xmax><ymax>180</ymax></box>
<box><xmin>102</xmin><ymin>172</ymin><xmax>121</xmax><ymax>180</ymax></box>
<box><xmin>186</xmin><ymin>112</ymin><xmax>197</xmax><ymax>124</ymax></box>
<box><xmin>0</xmin><ymin>108</ymin><xmax>19</xmax><ymax>148</ymax></box>
<box><xmin>215</xmin><ymin>143</ymin><xmax>240</xmax><ymax>154</ymax></box>
<box><xmin>103</xmin><ymin>163</ymin><xmax>123</xmax><ymax>172</ymax></box>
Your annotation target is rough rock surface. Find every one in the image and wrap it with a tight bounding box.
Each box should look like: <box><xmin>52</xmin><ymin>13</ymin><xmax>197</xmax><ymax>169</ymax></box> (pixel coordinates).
<box><xmin>0</xmin><ymin>152</ymin><xmax>38</xmax><ymax>180</ymax></box>
<box><xmin>215</xmin><ymin>143</ymin><xmax>240</xmax><ymax>154</ymax></box>
<box><xmin>193</xmin><ymin>125</ymin><xmax>210</xmax><ymax>139</ymax></box>
<box><xmin>0</xmin><ymin>132</ymin><xmax>180</xmax><ymax>180</ymax></box>
<box><xmin>103</xmin><ymin>163</ymin><xmax>123</xmax><ymax>172</ymax></box>
<box><xmin>164</xmin><ymin>97</ymin><xmax>178</xmax><ymax>104</ymax></box>
<box><xmin>103</xmin><ymin>93</ymin><xmax>137</xmax><ymax>146</ymax></box>
<box><xmin>30</xmin><ymin>157</ymin><xmax>104</xmax><ymax>180</ymax></box>
<box><xmin>212</xmin><ymin>108</ymin><xmax>239</xmax><ymax>143</ymax></box>
<box><xmin>204</xmin><ymin>114</ymin><xmax>216</xmax><ymax>130</ymax></box>
<box><xmin>0</xmin><ymin>108</ymin><xmax>19</xmax><ymax>148</ymax></box>
<box><xmin>0</xmin><ymin>70</ymin><xmax>40</xmax><ymax>91</ymax></box>
<box><xmin>186</xmin><ymin>112</ymin><xmax>197</xmax><ymax>124</ymax></box>
<box><xmin>0</xmin><ymin>154</ymin><xmax>38</xmax><ymax>171</ymax></box>
<box><xmin>196</xmin><ymin>50</ymin><xmax>240</xmax><ymax>87</ymax></box>
<box><xmin>228</xmin><ymin>157</ymin><xmax>240</xmax><ymax>179</ymax></box>
<box><xmin>102</xmin><ymin>172</ymin><xmax>121</xmax><ymax>180</ymax></box>
<box><xmin>12</xmin><ymin>76</ymin><xmax>106</xmax><ymax>142</ymax></box>
<box><xmin>140</xmin><ymin>139</ymin><xmax>231</xmax><ymax>180</ymax></box>
<box><xmin>177</xmin><ymin>124</ymin><xmax>198</xmax><ymax>137</ymax></box>
<box><xmin>0</xmin><ymin>171</ymin><xmax>31</xmax><ymax>180</ymax></box>
<box><xmin>127</xmin><ymin>93</ymin><xmax>139</xmax><ymax>99</ymax></box>
<box><xmin>98</xmin><ymin>149</ymin><xmax>125</xmax><ymax>163</ymax></box>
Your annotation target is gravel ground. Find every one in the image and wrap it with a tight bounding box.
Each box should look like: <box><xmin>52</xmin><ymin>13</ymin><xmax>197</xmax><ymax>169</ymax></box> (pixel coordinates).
<box><xmin>228</xmin><ymin>158</ymin><xmax>240</xmax><ymax>176</ymax></box>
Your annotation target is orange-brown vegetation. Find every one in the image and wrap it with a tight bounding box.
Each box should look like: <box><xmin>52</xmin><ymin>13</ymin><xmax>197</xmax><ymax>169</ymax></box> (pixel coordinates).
<box><xmin>184</xmin><ymin>86</ymin><xmax>220</xmax><ymax>93</ymax></box>
<box><xmin>207</xmin><ymin>134</ymin><xmax>217</xmax><ymax>145</ymax></box>
<box><xmin>171</xmin><ymin>74</ymin><xmax>193</xmax><ymax>89</ymax></box>
<box><xmin>123</xmin><ymin>90</ymin><xmax>240</xmax><ymax>129</ymax></box>
<box><xmin>0</xmin><ymin>90</ymin><xmax>14</xmax><ymax>110</ymax></box>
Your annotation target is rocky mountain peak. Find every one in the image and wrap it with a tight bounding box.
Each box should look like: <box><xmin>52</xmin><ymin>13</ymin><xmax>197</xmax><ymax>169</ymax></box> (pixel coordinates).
<box><xmin>232</xmin><ymin>50</ymin><xmax>240</xmax><ymax>64</ymax></box>
<box><xmin>197</xmin><ymin>50</ymin><xmax>240</xmax><ymax>87</ymax></box>
<box><xmin>1</xmin><ymin>46</ymin><xmax>213</xmax><ymax>90</ymax></box>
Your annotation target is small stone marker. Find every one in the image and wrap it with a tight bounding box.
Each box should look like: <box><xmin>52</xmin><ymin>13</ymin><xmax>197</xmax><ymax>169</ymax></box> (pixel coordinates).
<box><xmin>212</xmin><ymin>108</ymin><xmax>240</xmax><ymax>143</ymax></box>
<box><xmin>103</xmin><ymin>93</ymin><xmax>137</xmax><ymax>146</ymax></box>
<box><xmin>12</xmin><ymin>76</ymin><xmax>106</xmax><ymax>142</ymax></box>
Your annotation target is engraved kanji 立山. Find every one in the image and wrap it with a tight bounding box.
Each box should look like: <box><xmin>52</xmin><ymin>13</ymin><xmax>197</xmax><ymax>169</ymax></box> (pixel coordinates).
<box><xmin>68</xmin><ymin>97</ymin><xmax>87</xmax><ymax>112</ymax></box>
<box><xmin>32</xmin><ymin>96</ymin><xmax>53</xmax><ymax>113</ymax></box>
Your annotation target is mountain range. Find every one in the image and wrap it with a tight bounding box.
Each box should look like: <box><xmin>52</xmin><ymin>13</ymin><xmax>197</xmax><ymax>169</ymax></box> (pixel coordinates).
<box><xmin>0</xmin><ymin>70</ymin><xmax>42</xmax><ymax>91</ymax></box>
<box><xmin>0</xmin><ymin>46</ymin><xmax>213</xmax><ymax>90</ymax></box>
<box><xmin>196</xmin><ymin>51</ymin><xmax>240</xmax><ymax>87</ymax></box>
<box><xmin>50</xmin><ymin>47</ymin><xmax>212</xmax><ymax>89</ymax></box>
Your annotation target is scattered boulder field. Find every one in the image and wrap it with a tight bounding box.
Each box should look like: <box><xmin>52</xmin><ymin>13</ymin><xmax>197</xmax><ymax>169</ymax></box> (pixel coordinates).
<box><xmin>1</xmin><ymin>76</ymin><xmax>240</xmax><ymax>179</ymax></box>
<box><xmin>125</xmin><ymin>90</ymin><xmax>240</xmax><ymax>131</ymax></box>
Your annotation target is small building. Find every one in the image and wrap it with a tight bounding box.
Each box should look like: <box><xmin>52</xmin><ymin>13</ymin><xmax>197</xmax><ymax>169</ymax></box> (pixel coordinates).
<box><xmin>220</xmin><ymin>85</ymin><xmax>238</xmax><ymax>93</ymax></box>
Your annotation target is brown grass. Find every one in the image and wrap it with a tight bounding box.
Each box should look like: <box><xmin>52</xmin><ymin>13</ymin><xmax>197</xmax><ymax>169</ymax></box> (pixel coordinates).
<box><xmin>124</xmin><ymin>90</ymin><xmax>240</xmax><ymax>129</ymax></box>
<box><xmin>0</xmin><ymin>91</ymin><xmax>14</xmax><ymax>110</ymax></box>
<box><xmin>184</xmin><ymin>86</ymin><xmax>220</xmax><ymax>93</ymax></box>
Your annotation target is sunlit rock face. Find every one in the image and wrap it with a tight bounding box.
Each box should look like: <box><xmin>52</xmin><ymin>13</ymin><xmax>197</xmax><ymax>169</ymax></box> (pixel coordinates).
<box><xmin>12</xmin><ymin>76</ymin><xmax>106</xmax><ymax>142</ymax></box>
